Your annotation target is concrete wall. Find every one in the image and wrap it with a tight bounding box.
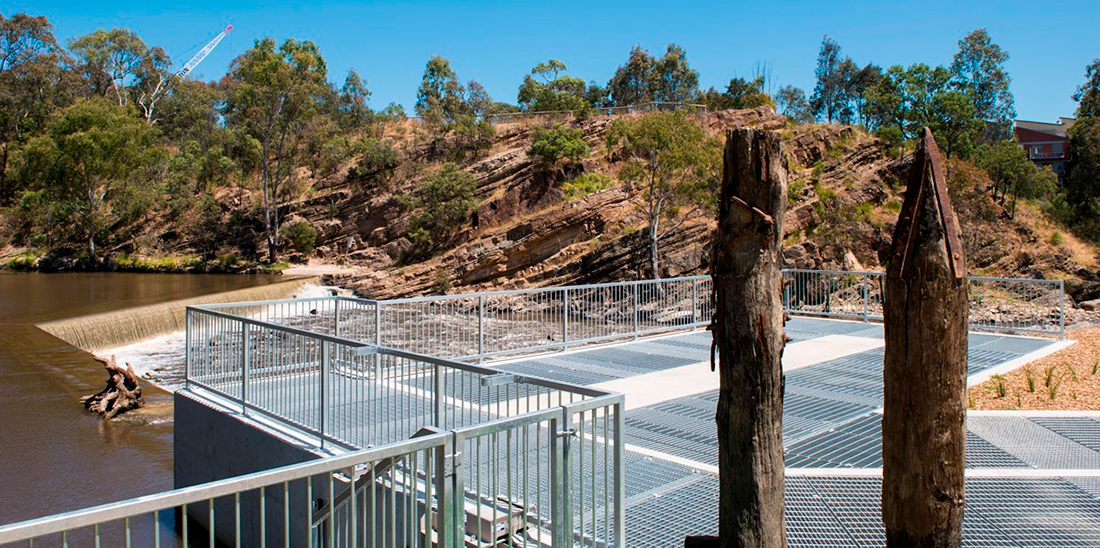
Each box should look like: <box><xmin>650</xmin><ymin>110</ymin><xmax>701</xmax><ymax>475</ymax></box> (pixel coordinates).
<box><xmin>174</xmin><ymin>391</ymin><xmax>329</xmax><ymax>548</ymax></box>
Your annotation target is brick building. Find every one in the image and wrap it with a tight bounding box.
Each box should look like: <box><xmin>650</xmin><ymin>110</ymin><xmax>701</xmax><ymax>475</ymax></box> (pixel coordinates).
<box><xmin>1014</xmin><ymin>118</ymin><xmax>1076</xmax><ymax>181</ymax></box>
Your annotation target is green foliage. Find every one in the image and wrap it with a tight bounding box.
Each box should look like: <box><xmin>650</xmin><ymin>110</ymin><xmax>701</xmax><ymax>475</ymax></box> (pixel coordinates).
<box><xmin>224</xmin><ymin>36</ymin><xmax>329</xmax><ymax>262</ymax></box>
<box><xmin>1049</xmin><ymin>231</ymin><xmax>1064</xmax><ymax>246</ymax></box>
<box><xmin>865</xmin><ymin>63</ymin><xmax>982</xmax><ymax>158</ymax></box>
<box><xmin>949</xmin><ymin>29</ymin><xmax>1015</xmax><ymax>140</ymax></box>
<box><xmin>1073</xmin><ymin>59</ymin><xmax>1100</xmax><ymax>118</ymax></box>
<box><xmin>562</xmin><ymin>173</ymin><xmax>616</xmax><ymax>200</ymax></box>
<box><xmin>517</xmin><ymin>60</ymin><xmax>591</xmax><ymax>113</ymax></box>
<box><xmin>787</xmin><ymin>179</ymin><xmax>806</xmax><ymax>202</ymax></box>
<box><xmin>347</xmin><ymin>138</ymin><xmax>399</xmax><ymax>186</ymax></box>
<box><xmin>700</xmin><ymin>75</ymin><xmax>774</xmax><ymax>112</ymax></box>
<box><xmin>67</xmin><ymin>27</ymin><xmax>169</xmax><ymax>109</ymax></box>
<box><xmin>281</xmin><ymin>219</ymin><xmax>317</xmax><ymax>256</ymax></box>
<box><xmin>606</xmin><ymin>111</ymin><xmax>720</xmax><ymax>276</ymax></box>
<box><xmin>809</xmin><ymin>36</ymin><xmax>880</xmax><ymax>125</ymax></box>
<box><xmin>401</xmin><ymin>163</ymin><xmax>477</xmax><ymax>256</ymax></box>
<box><xmin>18</xmin><ymin>98</ymin><xmax>160</xmax><ymax>260</ymax></box>
<box><xmin>776</xmin><ymin>86</ymin><xmax>813</xmax><ymax>123</ymax></box>
<box><xmin>414</xmin><ymin>56</ymin><xmax>496</xmax><ymax>157</ymax></box>
<box><xmin>974</xmin><ymin>140</ymin><xmax>1057</xmax><ymax>217</ymax></box>
<box><xmin>527</xmin><ymin>125</ymin><xmax>589</xmax><ymax>167</ymax></box>
<box><xmin>1063</xmin><ymin>115</ymin><xmax>1100</xmax><ymax>241</ymax></box>
<box><xmin>605</xmin><ymin>44</ymin><xmax>698</xmax><ymax>106</ymax></box>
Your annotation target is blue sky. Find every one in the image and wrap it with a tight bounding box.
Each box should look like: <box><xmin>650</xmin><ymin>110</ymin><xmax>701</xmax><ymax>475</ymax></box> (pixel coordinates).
<box><xmin>9</xmin><ymin>0</ymin><xmax>1097</xmax><ymax>122</ymax></box>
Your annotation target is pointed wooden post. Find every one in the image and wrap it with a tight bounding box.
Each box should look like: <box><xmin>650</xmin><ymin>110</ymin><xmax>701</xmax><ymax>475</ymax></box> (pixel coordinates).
<box><xmin>883</xmin><ymin>128</ymin><xmax>968</xmax><ymax>548</ymax></box>
<box><xmin>709</xmin><ymin>128</ymin><xmax>788</xmax><ymax>548</ymax></box>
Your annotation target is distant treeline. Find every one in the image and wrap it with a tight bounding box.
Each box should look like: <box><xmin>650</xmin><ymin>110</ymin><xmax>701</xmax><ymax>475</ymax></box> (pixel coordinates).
<box><xmin>1</xmin><ymin>13</ymin><xmax>1099</xmax><ymax>267</ymax></box>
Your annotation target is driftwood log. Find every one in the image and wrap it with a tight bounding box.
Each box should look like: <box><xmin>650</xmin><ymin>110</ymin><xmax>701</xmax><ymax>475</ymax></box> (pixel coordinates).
<box><xmin>80</xmin><ymin>355</ymin><xmax>145</xmax><ymax>419</ymax></box>
<box><xmin>701</xmin><ymin>128</ymin><xmax>788</xmax><ymax>548</ymax></box>
<box><xmin>882</xmin><ymin>128</ymin><xmax>968</xmax><ymax>548</ymax></box>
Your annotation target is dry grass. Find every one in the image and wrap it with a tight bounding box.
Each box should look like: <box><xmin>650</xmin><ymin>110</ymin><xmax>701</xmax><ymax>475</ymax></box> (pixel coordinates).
<box><xmin>969</xmin><ymin>324</ymin><xmax>1100</xmax><ymax>410</ymax></box>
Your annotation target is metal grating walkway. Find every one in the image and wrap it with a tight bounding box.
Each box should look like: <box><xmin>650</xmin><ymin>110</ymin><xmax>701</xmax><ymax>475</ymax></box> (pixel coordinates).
<box><xmin>486</xmin><ymin>317</ymin><xmax>1095</xmax><ymax>548</ymax></box>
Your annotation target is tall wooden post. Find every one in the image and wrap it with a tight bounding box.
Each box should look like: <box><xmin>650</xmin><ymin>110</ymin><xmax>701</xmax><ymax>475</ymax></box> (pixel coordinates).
<box><xmin>712</xmin><ymin>128</ymin><xmax>788</xmax><ymax>548</ymax></box>
<box><xmin>883</xmin><ymin>128</ymin><xmax>968</xmax><ymax>548</ymax></box>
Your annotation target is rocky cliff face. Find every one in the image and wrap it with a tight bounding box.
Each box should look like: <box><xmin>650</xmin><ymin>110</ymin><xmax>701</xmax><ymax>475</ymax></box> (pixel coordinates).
<box><xmin>280</xmin><ymin>107</ymin><xmax>1098</xmax><ymax>310</ymax></box>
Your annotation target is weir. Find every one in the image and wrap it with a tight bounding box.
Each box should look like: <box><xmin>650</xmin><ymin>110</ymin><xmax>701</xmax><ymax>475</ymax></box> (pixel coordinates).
<box><xmin>36</xmin><ymin>276</ymin><xmax>318</xmax><ymax>352</ymax></box>
<box><xmin>0</xmin><ymin>270</ymin><xmax>1074</xmax><ymax>548</ymax></box>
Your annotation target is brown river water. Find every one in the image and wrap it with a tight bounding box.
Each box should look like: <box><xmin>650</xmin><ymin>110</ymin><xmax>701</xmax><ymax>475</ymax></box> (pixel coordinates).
<box><xmin>0</xmin><ymin>272</ymin><xmax>280</xmax><ymax>528</ymax></box>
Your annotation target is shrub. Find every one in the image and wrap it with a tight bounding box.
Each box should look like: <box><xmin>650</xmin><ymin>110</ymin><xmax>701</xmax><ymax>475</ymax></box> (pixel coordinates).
<box><xmin>787</xmin><ymin>179</ymin><xmax>806</xmax><ymax>203</ymax></box>
<box><xmin>347</xmin><ymin>138</ymin><xmax>399</xmax><ymax>186</ymax></box>
<box><xmin>527</xmin><ymin>125</ymin><xmax>589</xmax><ymax>167</ymax></box>
<box><xmin>562</xmin><ymin>173</ymin><xmax>616</xmax><ymax>200</ymax></box>
<box><xmin>281</xmin><ymin>220</ymin><xmax>318</xmax><ymax>256</ymax></box>
<box><xmin>1049</xmin><ymin>231</ymin><xmax>1064</xmax><ymax>246</ymax></box>
<box><xmin>401</xmin><ymin>163</ymin><xmax>477</xmax><ymax>256</ymax></box>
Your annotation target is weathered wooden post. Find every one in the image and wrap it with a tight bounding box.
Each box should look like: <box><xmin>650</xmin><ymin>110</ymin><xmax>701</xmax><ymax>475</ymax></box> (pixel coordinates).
<box><xmin>701</xmin><ymin>128</ymin><xmax>788</xmax><ymax>548</ymax></box>
<box><xmin>883</xmin><ymin>128</ymin><xmax>968</xmax><ymax>548</ymax></box>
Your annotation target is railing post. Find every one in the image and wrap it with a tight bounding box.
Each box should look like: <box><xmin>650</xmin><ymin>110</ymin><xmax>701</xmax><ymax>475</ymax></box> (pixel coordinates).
<box><xmin>241</xmin><ymin>323</ymin><xmax>249</xmax><ymax>415</ymax></box>
<box><xmin>562</xmin><ymin>288</ymin><xmax>570</xmax><ymax>348</ymax></box>
<box><xmin>632</xmin><ymin>283</ymin><xmax>639</xmax><ymax>340</ymax></box>
<box><xmin>478</xmin><ymin>295</ymin><xmax>485</xmax><ymax>361</ymax></box>
<box><xmin>320</xmin><ymin>340</ymin><xmax>329</xmax><ymax>449</ymax></box>
<box><xmin>692</xmin><ymin>278</ymin><xmax>699</xmax><ymax>325</ymax></box>
<box><xmin>861</xmin><ymin>275</ymin><xmax>869</xmax><ymax>322</ymax></box>
<box><xmin>434</xmin><ymin>434</ymin><xmax>460</xmax><ymax>548</ymax></box>
<box><xmin>1059</xmin><ymin>279</ymin><xmax>1066</xmax><ymax>340</ymax></box>
<box><xmin>184</xmin><ymin>308</ymin><xmax>192</xmax><ymax>391</ymax></box>
<box><xmin>550</xmin><ymin>409</ymin><xmax>574</xmax><ymax>548</ymax></box>
<box><xmin>333</xmin><ymin>298</ymin><xmax>340</xmax><ymax>338</ymax></box>
<box><xmin>374</xmin><ymin>302</ymin><xmax>382</xmax><ymax>376</ymax></box>
<box><xmin>433</xmin><ymin>363</ymin><xmax>443</xmax><ymax>428</ymax></box>
<box><xmin>612</xmin><ymin>401</ymin><xmax>625</xmax><ymax>548</ymax></box>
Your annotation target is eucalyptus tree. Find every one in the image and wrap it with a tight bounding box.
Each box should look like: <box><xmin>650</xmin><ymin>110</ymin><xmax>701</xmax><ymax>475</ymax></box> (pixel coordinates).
<box><xmin>68</xmin><ymin>28</ymin><xmax>169</xmax><ymax>108</ymax></box>
<box><xmin>950</xmin><ymin>29</ymin><xmax>1015</xmax><ymax>140</ymax></box>
<box><xmin>605</xmin><ymin>111</ymin><xmax>720</xmax><ymax>278</ymax></box>
<box><xmin>0</xmin><ymin>13</ymin><xmax>73</xmax><ymax>200</ymax></box>
<box><xmin>223</xmin><ymin>37</ymin><xmax>329</xmax><ymax>263</ymax></box>
<box><xmin>20</xmin><ymin>98</ymin><xmax>160</xmax><ymax>261</ymax></box>
<box><xmin>606</xmin><ymin>44</ymin><xmax>699</xmax><ymax>106</ymax></box>
<box><xmin>517</xmin><ymin>59</ymin><xmax>589</xmax><ymax>113</ymax></box>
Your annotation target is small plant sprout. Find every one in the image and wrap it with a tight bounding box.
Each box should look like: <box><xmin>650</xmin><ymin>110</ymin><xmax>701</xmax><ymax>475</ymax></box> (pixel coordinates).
<box><xmin>1048</xmin><ymin>375</ymin><xmax>1061</xmax><ymax>401</ymax></box>
<box><xmin>1044</xmin><ymin>366</ymin><xmax>1056</xmax><ymax>388</ymax></box>
<box><xmin>1025</xmin><ymin>367</ymin><xmax>1036</xmax><ymax>392</ymax></box>
<box><xmin>1092</xmin><ymin>357</ymin><xmax>1098</xmax><ymax>376</ymax></box>
<box><xmin>1069</xmin><ymin>366</ymin><xmax>1079</xmax><ymax>382</ymax></box>
<box><xmin>991</xmin><ymin>374</ymin><xmax>1008</xmax><ymax>398</ymax></box>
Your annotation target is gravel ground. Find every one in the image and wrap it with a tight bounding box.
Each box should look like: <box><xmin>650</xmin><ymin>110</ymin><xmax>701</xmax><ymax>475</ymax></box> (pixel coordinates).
<box><xmin>970</xmin><ymin>323</ymin><xmax>1100</xmax><ymax>410</ymax></box>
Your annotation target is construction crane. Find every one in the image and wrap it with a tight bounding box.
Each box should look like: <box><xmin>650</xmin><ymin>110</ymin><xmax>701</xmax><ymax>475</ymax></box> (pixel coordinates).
<box><xmin>139</xmin><ymin>25</ymin><xmax>233</xmax><ymax>124</ymax></box>
<box><xmin>174</xmin><ymin>25</ymin><xmax>233</xmax><ymax>79</ymax></box>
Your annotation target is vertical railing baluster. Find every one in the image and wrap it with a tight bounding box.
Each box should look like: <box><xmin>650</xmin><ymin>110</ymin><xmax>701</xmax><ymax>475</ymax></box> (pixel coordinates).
<box><xmin>241</xmin><ymin>323</ymin><xmax>249</xmax><ymax>414</ymax></box>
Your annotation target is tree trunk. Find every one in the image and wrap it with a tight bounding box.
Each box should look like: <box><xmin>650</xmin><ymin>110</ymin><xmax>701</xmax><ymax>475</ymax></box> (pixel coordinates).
<box><xmin>883</xmin><ymin>127</ymin><xmax>967</xmax><ymax>548</ymax></box>
<box><xmin>80</xmin><ymin>355</ymin><xmax>145</xmax><ymax>419</ymax></box>
<box><xmin>710</xmin><ymin>128</ymin><xmax>788</xmax><ymax>548</ymax></box>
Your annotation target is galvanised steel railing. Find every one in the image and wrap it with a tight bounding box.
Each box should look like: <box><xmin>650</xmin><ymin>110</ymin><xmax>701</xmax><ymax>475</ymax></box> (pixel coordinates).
<box><xmin>197</xmin><ymin>276</ymin><xmax>714</xmax><ymax>362</ymax></box>
<box><xmin>782</xmin><ymin>269</ymin><xmax>1066</xmax><ymax>338</ymax></box>
<box><xmin>0</xmin><ymin>307</ymin><xmax>625</xmax><ymax>548</ymax></box>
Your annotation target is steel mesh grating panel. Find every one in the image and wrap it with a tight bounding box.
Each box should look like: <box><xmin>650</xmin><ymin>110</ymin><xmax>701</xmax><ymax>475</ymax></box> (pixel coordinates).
<box><xmin>967</xmin><ymin>349</ymin><xmax>1023</xmax><ymax>375</ymax></box>
<box><xmin>785</xmin><ymin>413</ymin><xmax>1030</xmax><ymax>469</ymax></box>
<box><xmin>1028</xmin><ymin>417</ymin><xmax>1100</xmax><ymax>452</ymax></box>
<box><xmin>785</xmin><ymin>476</ymin><xmax>859</xmax><ymax>547</ymax></box>
<box><xmin>495</xmin><ymin>360</ymin><xmax>620</xmax><ymax>386</ymax></box>
<box><xmin>970</xmin><ymin>335</ymin><xmax>1056</xmax><ymax>355</ymax></box>
<box><xmin>624</xmin><ymin>474</ymin><xmax>719</xmax><ymax>548</ymax></box>
<box><xmin>966</xmin><ymin>477</ymin><xmax>1100</xmax><ymax>547</ymax></box>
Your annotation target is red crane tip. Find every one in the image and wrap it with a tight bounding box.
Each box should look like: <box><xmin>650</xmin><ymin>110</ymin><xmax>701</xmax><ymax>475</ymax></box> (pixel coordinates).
<box><xmin>226</xmin><ymin>25</ymin><xmax>233</xmax><ymax>31</ymax></box>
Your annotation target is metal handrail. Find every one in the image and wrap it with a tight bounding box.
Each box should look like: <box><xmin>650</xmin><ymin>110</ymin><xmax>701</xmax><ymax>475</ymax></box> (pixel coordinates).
<box><xmin>0</xmin><ymin>432</ymin><xmax>450</xmax><ymax>542</ymax></box>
